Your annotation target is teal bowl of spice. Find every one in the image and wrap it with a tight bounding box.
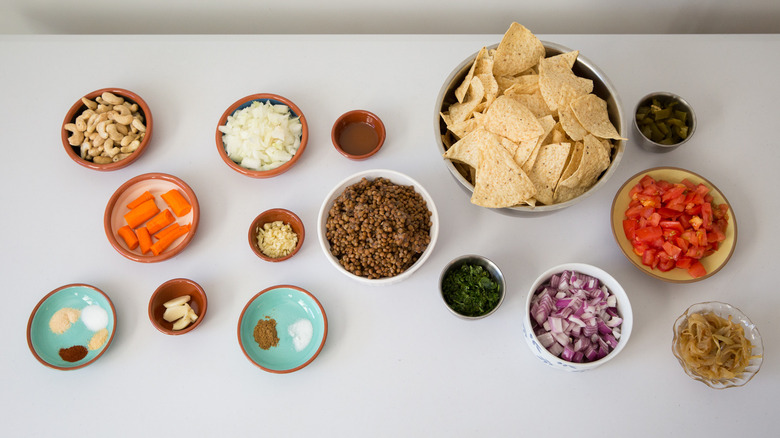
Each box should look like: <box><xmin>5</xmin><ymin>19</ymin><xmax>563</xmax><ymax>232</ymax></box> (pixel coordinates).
<box><xmin>440</xmin><ymin>255</ymin><xmax>505</xmax><ymax>319</ymax></box>
<box><xmin>27</xmin><ymin>283</ymin><xmax>116</xmax><ymax>371</ymax></box>
<box><xmin>237</xmin><ymin>285</ymin><xmax>328</xmax><ymax>373</ymax></box>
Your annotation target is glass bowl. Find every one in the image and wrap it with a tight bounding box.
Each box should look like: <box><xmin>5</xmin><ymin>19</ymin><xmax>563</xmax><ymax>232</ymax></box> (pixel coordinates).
<box><xmin>672</xmin><ymin>301</ymin><xmax>763</xmax><ymax>389</ymax></box>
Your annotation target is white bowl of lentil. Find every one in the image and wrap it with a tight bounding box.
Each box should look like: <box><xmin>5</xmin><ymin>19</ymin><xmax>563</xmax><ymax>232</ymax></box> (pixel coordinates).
<box><xmin>317</xmin><ymin>169</ymin><xmax>439</xmax><ymax>286</ymax></box>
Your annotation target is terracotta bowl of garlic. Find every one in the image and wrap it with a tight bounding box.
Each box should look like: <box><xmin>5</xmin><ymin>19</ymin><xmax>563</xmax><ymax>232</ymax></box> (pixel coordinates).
<box><xmin>148</xmin><ymin>278</ymin><xmax>207</xmax><ymax>335</ymax></box>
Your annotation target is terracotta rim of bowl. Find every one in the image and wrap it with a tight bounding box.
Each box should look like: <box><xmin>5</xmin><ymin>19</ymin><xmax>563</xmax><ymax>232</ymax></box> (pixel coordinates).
<box><xmin>103</xmin><ymin>172</ymin><xmax>200</xmax><ymax>263</ymax></box>
<box><xmin>248</xmin><ymin>208</ymin><xmax>305</xmax><ymax>262</ymax></box>
<box><xmin>215</xmin><ymin>93</ymin><xmax>308</xmax><ymax>178</ymax></box>
<box><xmin>237</xmin><ymin>284</ymin><xmax>328</xmax><ymax>374</ymax></box>
<box><xmin>61</xmin><ymin>87</ymin><xmax>153</xmax><ymax>171</ymax></box>
<box><xmin>148</xmin><ymin>278</ymin><xmax>207</xmax><ymax>335</ymax></box>
<box><xmin>330</xmin><ymin>110</ymin><xmax>386</xmax><ymax>160</ymax></box>
<box><xmin>26</xmin><ymin>283</ymin><xmax>117</xmax><ymax>371</ymax></box>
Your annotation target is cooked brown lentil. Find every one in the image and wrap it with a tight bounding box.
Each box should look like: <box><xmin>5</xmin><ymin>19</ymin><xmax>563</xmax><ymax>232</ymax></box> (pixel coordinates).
<box><xmin>325</xmin><ymin>177</ymin><xmax>432</xmax><ymax>279</ymax></box>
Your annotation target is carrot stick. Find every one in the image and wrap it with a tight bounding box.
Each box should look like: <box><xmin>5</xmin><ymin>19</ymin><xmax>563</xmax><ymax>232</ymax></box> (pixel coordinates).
<box><xmin>126</xmin><ymin>190</ymin><xmax>154</xmax><ymax>210</ymax></box>
<box><xmin>153</xmin><ymin>222</ymin><xmax>181</xmax><ymax>241</ymax></box>
<box><xmin>136</xmin><ymin>226</ymin><xmax>153</xmax><ymax>254</ymax></box>
<box><xmin>146</xmin><ymin>209</ymin><xmax>175</xmax><ymax>235</ymax></box>
<box><xmin>124</xmin><ymin>198</ymin><xmax>159</xmax><ymax>229</ymax></box>
<box><xmin>150</xmin><ymin>223</ymin><xmax>191</xmax><ymax>256</ymax></box>
<box><xmin>117</xmin><ymin>225</ymin><xmax>139</xmax><ymax>250</ymax></box>
<box><xmin>161</xmin><ymin>189</ymin><xmax>192</xmax><ymax>217</ymax></box>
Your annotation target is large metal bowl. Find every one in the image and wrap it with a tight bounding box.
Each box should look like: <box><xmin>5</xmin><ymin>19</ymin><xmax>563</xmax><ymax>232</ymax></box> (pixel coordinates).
<box><xmin>434</xmin><ymin>42</ymin><xmax>625</xmax><ymax>215</ymax></box>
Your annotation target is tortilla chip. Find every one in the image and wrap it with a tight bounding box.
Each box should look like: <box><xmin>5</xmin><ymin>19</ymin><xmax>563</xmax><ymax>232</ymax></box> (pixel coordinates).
<box><xmin>517</xmin><ymin>115</ymin><xmax>556</xmax><ymax>170</ymax></box>
<box><xmin>558</xmin><ymin>141</ymin><xmax>584</xmax><ymax>184</ymax></box>
<box><xmin>507</xmin><ymin>90</ymin><xmax>554</xmax><ymax>118</ymax></box>
<box><xmin>448</xmin><ymin>76</ymin><xmax>485</xmax><ymax>124</ymax></box>
<box><xmin>447</xmin><ymin>116</ymin><xmax>482</xmax><ymax>140</ymax></box>
<box><xmin>502</xmin><ymin>74</ymin><xmax>540</xmax><ymax>95</ymax></box>
<box><xmin>471</xmin><ymin>139</ymin><xmax>536</xmax><ymax>208</ymax></box>
<box><xmin>477</xmin><ymin>72</ymin><xmax>499</xmax><ymax>100</ymax></box>
<box><xmin>499</xmin><ymin>136</ymin><xmax>521</xmax><ymax>157</ymax></box>
<box><xmin>570</xmin><ymin>94</ymin><xmax>626</xmax><ymax>140</ymax></box>
<box><xmin>454</xmin><ymin>47</ymin><xmax>487</xmax><ymax>103</ymax></box>
<box><xmin>526</xmin><ymin>142</ymin><xmax>571</xmax><ymax>205</ymax></box>
<box><xmin>492</xmin><ymin>22</ymin><xmax>546</xmax><ymax>77</ymax></box>
<box><xmin>538</xmin><ymin>54</ymin><xmax>593</xmax><ymax>112</ymax></box>
<box><xmin>554</xmin><ymin>134</ymin><xmax>610</xmax><ymax>203</ymax></box>
<box><xmin>559</xmin><ymin>103</ymin><xmax>589</xmax><ymax>141</ymax></box>
<box><xmin>484</xmin><ymin>95</ymin><xmax>544</xmax><ymax>143</ymax></box>
<box><xmin>442</xmin><ymin>127</ymin><xmax>495</xmax><ymax>169</ymax></box>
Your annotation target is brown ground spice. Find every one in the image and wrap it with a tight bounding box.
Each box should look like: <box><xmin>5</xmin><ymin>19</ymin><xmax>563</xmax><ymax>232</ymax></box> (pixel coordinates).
<box><xmin>59</xmin><ymin>345</ymin><xmax>88</xmax><ymax>362</ymax></box>
<box><xmin>253</xmin><ymin>317</ymin><xmax>279</xmax><ymax>350</ymax></box>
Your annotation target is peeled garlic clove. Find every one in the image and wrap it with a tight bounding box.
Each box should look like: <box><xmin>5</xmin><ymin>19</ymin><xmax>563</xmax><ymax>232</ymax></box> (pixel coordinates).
<box><xmin>172</xmin><ymin>316</ymin><xmax>192</xmax><ymax>331</ymax></box>
<box><xmin>163</xmin><ymin>295</ymin><xmax>191</xmax><ymax>308</ymax></box>
<box><xmin>163</xmin><ymin>305</ymin><xmax>189</xmax><ymax>322</ymax></box>
<box><xmin>187</xmin><ymin>308</ymin><xmax>198</xmax><ymax>321</ymax></box>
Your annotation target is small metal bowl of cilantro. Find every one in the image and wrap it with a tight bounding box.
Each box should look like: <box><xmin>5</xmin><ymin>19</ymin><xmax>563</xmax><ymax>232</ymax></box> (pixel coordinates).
<box><xmin>439</xmin><ymin>255</ymin><xmax>505</xmax><ymax>320</ymax></box>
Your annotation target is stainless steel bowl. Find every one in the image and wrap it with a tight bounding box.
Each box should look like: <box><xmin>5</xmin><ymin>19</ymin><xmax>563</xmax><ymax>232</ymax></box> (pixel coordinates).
<box><xmin>633</xmin><ymin>91</ymin><xmax>696</xmax><ymax>153</ymax></box>
<box><xmin>434</xmin><ymin>41</ymin><xmax>625</xmax><ymax>215</ymax></box>
<box><xmin>439</xmin><ymin>254</ymin><xmax>505</xmax><ymax>320</ymax></box>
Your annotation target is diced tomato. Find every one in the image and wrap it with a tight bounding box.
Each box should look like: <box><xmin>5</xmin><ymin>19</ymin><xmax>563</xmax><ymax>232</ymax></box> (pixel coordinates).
<box><xmin>687</xmin><ymin>261</ymin><xmax>707</xmax><ymax>278</ymax></box>
<box><xmin>675</xmin><ymin>257</ymin><xmax>694</xmax><ymax>269</ymax></box>
<box><xmin>622</xmin><ymin>173</ymin><xmax>729</xmax><ymax>279</ymax></box>
<box><xmin>635</xmin><ymin>226</ymin><xmax>662</xmax><ymax>242</ymax></box>
<box><xmin>662</xmin><ymin>241</ymin><xmax>682</xmax><ymax>259</ymax></box>
<box><xmin>641</xmin><ymin>248</ymin><xmax>658</xmax><ymax>268</ymax></box>
<box><xmin>661</xmin><ymin>185</ymin><xmax>686</xmax><ymax>203</ymax></box>
<box><xmin>623</xmin><ymin>220</ymin><xmax>637</xmax><ymax>240</ymax></box>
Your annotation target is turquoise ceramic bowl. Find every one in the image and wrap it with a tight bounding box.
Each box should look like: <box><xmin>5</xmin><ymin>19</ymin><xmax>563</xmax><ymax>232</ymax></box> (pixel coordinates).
<box><xmin>238</xmin><ymin>285</ymin><xmax>327</xmax><ymax>373</ymax></box>
<box><xmin>27</xmin><ymin>284</ymin><xmax>117</xmax><ymax>370</ymax></box>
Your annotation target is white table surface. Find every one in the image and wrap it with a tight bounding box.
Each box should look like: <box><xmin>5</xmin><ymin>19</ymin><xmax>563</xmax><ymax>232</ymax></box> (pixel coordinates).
<box><xmin>1</xmin><ymin>34</ymin><xmax>779</xmax><ymax>437</ymax></box>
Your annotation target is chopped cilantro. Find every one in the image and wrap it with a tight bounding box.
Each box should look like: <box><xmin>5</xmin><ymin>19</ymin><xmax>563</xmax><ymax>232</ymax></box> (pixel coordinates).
<box><xmin>442</xmin><ymin>264</ymin><xmax>501</xmax><ymax>317</ymax></box>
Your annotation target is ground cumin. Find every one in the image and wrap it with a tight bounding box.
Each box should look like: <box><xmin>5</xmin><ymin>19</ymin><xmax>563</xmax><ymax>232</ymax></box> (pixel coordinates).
<box><xmin>253</xmin><ymin>317</ymin><xmax>279</xmax><ymax>350</ymax></box>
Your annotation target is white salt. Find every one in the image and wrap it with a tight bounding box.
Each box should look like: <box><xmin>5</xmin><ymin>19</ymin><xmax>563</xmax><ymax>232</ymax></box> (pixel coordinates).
<box><xmin>287</xmin><ymin>319</ymin><xmax>313</xmax><ymax>352</ymax></box>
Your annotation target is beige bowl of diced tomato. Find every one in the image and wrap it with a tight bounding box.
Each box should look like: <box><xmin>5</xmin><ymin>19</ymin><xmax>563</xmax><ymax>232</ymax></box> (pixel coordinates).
<box><xmin>610</xmin><ymin>167</ymin><xmax>736</xmax><ymax>283</ymax></box>
<box><xmin>104</xmin><ymin>173</ymin><xmax>200</xmax><ymax>263</ymax></box>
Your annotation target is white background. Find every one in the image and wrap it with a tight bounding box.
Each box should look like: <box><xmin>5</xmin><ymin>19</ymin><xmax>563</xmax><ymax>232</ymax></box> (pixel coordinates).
<box><xmin>2</xmin><ymin>0</ymin><xmax>780</xmax><ymax>34</ymax></box>
<box><xmin>1</xmin><ymin>32</ymin><xmax>779</xmax><ymax>436</ymax></box>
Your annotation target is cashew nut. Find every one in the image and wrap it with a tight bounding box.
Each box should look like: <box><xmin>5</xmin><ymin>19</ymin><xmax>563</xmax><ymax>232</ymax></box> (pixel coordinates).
<box><xmin>101</xmin><ymin>92</ymin><xmax>124</xmax><ymax>106</ymax></box>
<box><xmin>93</xmin><ymin>156</ymin><xmax>113</xmax><ymax>164</ymax></box>
<box><xmin>131</xmin><ymin>117</ymin><xmax>146</xmax><ymax>133</ymax></box>
<box><xmin>106</xmin><ymin>123</ymin><xmax>124</xmax><ymax>142</ymax></box>
<box><xmin>92</xmin><ymin>134</ymin><xmax>105</xmax><ymax>147</ymax></box>
<box><xmin>96</xmin><ymin>120</ymin><xmax>109</xmax><ymax>139</ymax></box>
<box><xmin>81</xmin><ymin>97</ymin><xmax>98</xmax><ymax>110</ymax></box>
<box><xmin>113</xmin><ymin>153</ymin><xmax>132</xmax><ymax>162</ymax></box>
<box><xmin>68</xmin><ymin>130</ymin><xmax>84</xmax><ymax>146</ymax></box>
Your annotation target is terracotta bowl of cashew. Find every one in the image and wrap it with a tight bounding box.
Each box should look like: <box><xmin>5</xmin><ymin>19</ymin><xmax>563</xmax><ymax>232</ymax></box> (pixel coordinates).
<box><xmin>62</xmin><ymin>88</ymin><xmax>153</xmax><ymax>171</ymax></box>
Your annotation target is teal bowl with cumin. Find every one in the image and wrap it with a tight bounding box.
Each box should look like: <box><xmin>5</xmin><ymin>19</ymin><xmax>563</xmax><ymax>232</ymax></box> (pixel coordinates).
<box><xmin>237</xmin><ymin>285</ymin><xmax>327</xmax><ymax>373</ymax></box>
<box><xmin>27</xmin><ymin>283</ymin><xmax>117</xmax><ymax>370</ymax></box>
<box><xmin>439</xmin><ymin>255</ymin><xmax>506</xmax><ymax>320</ymax></box>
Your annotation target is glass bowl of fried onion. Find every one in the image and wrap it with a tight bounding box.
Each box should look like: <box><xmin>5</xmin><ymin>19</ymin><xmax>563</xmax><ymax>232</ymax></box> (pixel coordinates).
<box><xmin>672</xmin><ymin>301</ymin><xmax>763</xmax><ymax>389</ymax></box>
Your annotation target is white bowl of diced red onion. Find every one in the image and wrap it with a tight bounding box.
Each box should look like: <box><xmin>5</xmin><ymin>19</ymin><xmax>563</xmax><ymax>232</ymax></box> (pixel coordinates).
<box><xmin>523</xmin><ymin>263</ymin><xmax>633</xmax><ymax>372</ymax></box>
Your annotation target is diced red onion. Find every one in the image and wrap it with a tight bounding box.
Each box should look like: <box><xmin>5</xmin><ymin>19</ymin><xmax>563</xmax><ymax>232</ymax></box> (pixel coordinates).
<box><xmin>530</xmin><ymin>270</ymin><xmax>623</xmax><ymax>364</ymax></box>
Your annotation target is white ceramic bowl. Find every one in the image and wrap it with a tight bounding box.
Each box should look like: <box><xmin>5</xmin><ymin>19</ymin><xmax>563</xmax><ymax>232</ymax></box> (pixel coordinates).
<box><xmin>317</xmin><ymin>169</ymin><xmax>439</xmax><ymax>286</ymax></box>
<box><xmin>522</xmin><ymin>263</ymin><xmax>633</xmax><ymax>372</ymax></box>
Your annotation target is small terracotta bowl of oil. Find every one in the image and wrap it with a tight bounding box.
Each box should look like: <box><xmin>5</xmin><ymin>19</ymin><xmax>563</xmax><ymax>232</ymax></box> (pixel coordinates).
<box><xmin>331</xmin><ymin>110</ymin><xmax>386</xmax><ymax>160</ymax></box>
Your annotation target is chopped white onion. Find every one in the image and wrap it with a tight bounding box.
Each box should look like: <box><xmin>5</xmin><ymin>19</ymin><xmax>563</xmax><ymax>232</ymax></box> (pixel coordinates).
<box><xmin>218</xmin><ymin>100</ymin><xmax>302</xmax><ymax>171</ymax></box>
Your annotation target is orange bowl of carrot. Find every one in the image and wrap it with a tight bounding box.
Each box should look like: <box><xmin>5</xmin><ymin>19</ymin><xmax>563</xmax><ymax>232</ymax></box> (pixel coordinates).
<box><xmin>104</xmin><ymin>173</ymin><xmax>199</xmax><ymax>262</ymax></box>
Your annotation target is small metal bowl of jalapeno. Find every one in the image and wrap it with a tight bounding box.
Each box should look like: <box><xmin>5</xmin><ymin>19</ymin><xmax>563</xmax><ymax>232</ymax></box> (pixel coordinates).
<box><xmin>633</xmin><ymin>92</ymin><xmax>696</xmax><ymax>152</ymax></box>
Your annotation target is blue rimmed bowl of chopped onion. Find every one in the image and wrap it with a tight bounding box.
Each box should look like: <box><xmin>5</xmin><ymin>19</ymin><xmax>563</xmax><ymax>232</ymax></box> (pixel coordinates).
<box><xmin>522</xmin><ymin>263</ymin><xmax>633</xmax><ymax>372</ymax></box>
<box><xmin>215</xmin><ymin>93</ymin><xmax>308</xmax><ymax>178</ymax></box>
